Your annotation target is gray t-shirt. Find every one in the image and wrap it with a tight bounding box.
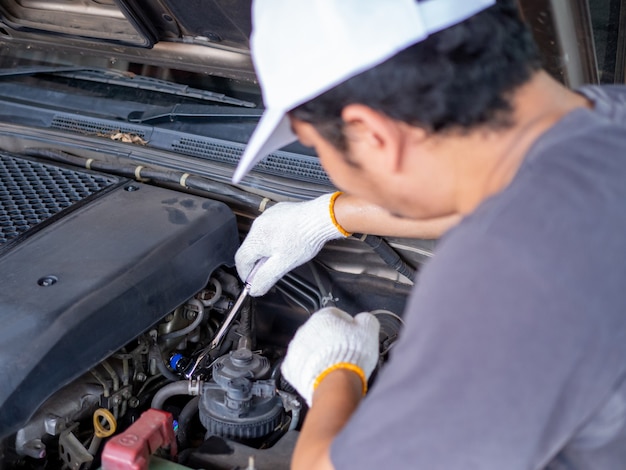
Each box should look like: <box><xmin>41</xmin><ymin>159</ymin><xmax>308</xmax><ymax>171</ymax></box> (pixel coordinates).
<box><xmin>331</xmin><ymin>85</ymin><xmax>626</xmax><ymax>469</ymax></box>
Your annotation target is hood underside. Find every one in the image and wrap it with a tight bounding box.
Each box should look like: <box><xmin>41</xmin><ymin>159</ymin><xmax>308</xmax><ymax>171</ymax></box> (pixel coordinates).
<box><xmin>0</xmin><ymin>0</ymin><xmax>256</xmax><ymax>81</ymax></box>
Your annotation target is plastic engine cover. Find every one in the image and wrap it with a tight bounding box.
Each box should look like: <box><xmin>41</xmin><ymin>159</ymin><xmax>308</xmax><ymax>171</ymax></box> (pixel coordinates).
<box><xmin>0</xmin><ymin>154</ymin><xmax>239</xmax><ymax>438</ymax></box>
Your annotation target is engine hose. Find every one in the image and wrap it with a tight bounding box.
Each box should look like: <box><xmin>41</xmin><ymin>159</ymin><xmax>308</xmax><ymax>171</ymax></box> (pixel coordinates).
<box><xmin>238</xmin><ymin>299</ymin><xmax>252</xmax><ymax>341</ymax></box>
<box><xmin>160</xmin><ymin>299</ymin><xmax>205</xmax><ymax>341</ymax></box>
<box><xmin>289</xmin><ymin>407</ymin><xmax>301</xmax><ymax>431</ymax></box>
<box><xmin>358</xmin><ymin>234</ymin><xmax>416</xmax><ymax>282</ymax></box>
<box><xmin>151</xmin><ymin>381</ymin><xmax>201</xmax><ymax>410</ymax></box>
<box><xmin>270</xmin><ymin>358</ymin><xmax>283</xmax><ymax>381</ymax></box>
<box><xmin>23</xmin><ymin>148</ymin><xmax>274</xmax><ymax>215</ymax></box>
<box><xmin>199</xmin><ymin>278</ymin><xmax>222</xmax><ymax>308</ymax></box>
<box><xmin>214</xmin><ymin>270</ymin><xmax>240</xmax><ymax>298</ymax></box>
<box><xmin>176</xmin><ymin>396</ymin><xmax>201</xmax><ymax>448</ymax></box>
<box><xmin>149</xmin><ymin>344</ymin><xmax>180</xmax><ymax>382</ymax></box>
<box><xmin>217</xmin><ymin>326</ymin><xmax>239</xmax><ymax>357</ymax></box>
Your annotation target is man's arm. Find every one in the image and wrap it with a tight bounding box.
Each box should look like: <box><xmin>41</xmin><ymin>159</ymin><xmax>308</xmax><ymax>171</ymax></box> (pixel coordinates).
<box><xmin>292</xmin><ymin>369</ymin><xmax>363</xmax><ymax>470</ymax></box>
<box><xmin>333</xmin><ymin>192</ymin><xmax>459</xmax><ymax>238</ymax></box>
<box><xmin>279</xmin><ymin>308</ymin><xmax>380</xmax><ymax>470</ymax></box>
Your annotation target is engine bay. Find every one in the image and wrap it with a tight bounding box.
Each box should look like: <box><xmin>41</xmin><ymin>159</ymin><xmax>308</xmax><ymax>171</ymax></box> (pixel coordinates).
<box><xmin>0</xmin><ymin>0</ymin><xmax>619</xmax><ymax>466</ymax></box>
<box><xmin>0</xmin><ymin>151</ymin><xmax>408</xmax><ymax>470</ymax></box>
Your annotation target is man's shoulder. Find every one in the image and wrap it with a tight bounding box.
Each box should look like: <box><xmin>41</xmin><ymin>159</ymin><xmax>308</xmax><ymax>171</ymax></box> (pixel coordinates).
<box><xmin>422</xmin><ymin>118</ymin><xmax>626</xmax><ymax>302</ymax></box>
<box><xmin>578</xmin><ymin>84</ymin><xmax>626</xmax><ymax>109</ymax></box>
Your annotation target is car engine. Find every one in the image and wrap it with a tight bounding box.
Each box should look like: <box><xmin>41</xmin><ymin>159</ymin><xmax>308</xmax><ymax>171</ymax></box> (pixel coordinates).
<box><xmin>0</xmin><ymin>152</ymin><xmax>407</xmax><ymax>470</ymax></box>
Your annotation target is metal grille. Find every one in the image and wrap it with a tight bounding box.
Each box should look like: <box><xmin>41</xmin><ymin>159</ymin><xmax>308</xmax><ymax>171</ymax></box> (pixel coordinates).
<box><xmin>257</xmin><ymin>153</ymin><xmax>330</xmax><ymax>183</ymax></box>
<box><xmin>50</xmin><ymin>115</ymin><xmax>331</xmax><ymax>185</ymax></box>
<box><xmin>0</xmin><ymin>154</ymin><xmax>118</xmax><ymax>246</ymax></box>
<box><xmin>51</xmin><ymin>116</ymin><xmax>147</xmax><ymax>138</ymax></box>
<box><xmin>173</xmin><ymin>137</ymin><xmax>331</xmax><ymax>185</ymax></box>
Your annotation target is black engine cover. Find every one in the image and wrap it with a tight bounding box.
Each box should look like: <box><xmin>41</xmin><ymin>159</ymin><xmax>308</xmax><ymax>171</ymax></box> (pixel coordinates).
<box><xmin>0</xmin><ymin>154</ymin><xmax>239</xmax><ymax>437</ymax></box>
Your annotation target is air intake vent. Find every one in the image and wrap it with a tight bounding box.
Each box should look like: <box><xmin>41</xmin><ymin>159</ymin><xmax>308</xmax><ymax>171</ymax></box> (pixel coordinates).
<box><xmin>173</xmin><ymin>137</ymin><xmax>331</xmax><ymax>185</ymax></box>
<box><xmin>0</xmin><ymin>154</ymin><xmax>119</xmax><ymax>250</ymax></box>
<box><xmin>257</xmin><ymin>153</ymin><xmax>330</xmax><ymax>184</ymax></box>
<box><xmin>50</xmin><ymin>114</ymin><xmax>331</xmax><ymax>186</ymax></box>
<box><xmin>51</xmin><ymin>116</ymin><xmax>147</xmax><ymax>138</ymax></box>
<box><xmin>172</xmin><ymin>137</ymin><xmax>244</xmax><ymax>165</ymax></box>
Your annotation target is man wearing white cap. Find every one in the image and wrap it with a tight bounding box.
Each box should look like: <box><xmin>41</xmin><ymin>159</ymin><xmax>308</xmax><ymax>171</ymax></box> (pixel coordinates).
<box><xmin>233</xmin><ymin>0</ymin><xmax>626</xmax><ymax>468</ymax></box>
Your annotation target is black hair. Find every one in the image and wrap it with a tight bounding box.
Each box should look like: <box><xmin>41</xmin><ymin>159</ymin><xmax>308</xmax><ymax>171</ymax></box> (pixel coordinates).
<box><xmin>289</xmin><ymin>0</ymin><xmax>541</xmax><ymax>150</ymax></box>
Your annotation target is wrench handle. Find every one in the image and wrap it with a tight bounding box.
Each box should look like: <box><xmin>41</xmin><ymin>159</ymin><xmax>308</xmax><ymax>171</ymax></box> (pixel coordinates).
<box><xmin>244</xmin><ymin>256</ymin><xmax>268</xmax><ymax>289</ymax></box>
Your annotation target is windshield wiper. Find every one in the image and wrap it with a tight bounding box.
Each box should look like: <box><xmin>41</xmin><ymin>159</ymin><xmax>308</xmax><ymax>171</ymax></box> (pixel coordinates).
<box><xmin>0</xmin><ymin>66</ymin><xmax>256</xmax><ymax>108</ymax></box>
<box><xmin>127</xmin><ymin>103</ymin><xmax>263</xmax><ymax>123</ymax></box>
<box><xmin>0</xmin><ymin>66</ymin><xmax>88</xmax><ymax>77</ymax></box>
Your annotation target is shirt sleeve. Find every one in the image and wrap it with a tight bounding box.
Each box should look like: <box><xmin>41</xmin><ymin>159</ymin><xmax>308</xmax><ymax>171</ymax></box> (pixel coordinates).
<box><xmin>330</xmin><ymin>222</ymin><xmax>624</xmax><ymax>470</ymax></box>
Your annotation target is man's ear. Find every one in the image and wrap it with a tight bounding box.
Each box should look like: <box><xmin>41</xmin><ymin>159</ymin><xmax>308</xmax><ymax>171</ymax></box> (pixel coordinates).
<box><xmin>341</xmin><ymin>104</ymin><xmax>389</xmax><ymax>147</ymax></box>
<box><xmin>341</xmin><ymin>104</ymin><xmax>424</xmax><ymax>172</ymax></box>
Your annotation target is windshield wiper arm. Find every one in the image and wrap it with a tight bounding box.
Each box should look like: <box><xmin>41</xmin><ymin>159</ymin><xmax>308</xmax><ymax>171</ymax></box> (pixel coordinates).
<box><xmin>0</xmin><ymin>66</ymin><xmax>89</xmax><ymax>77</ymax></box>
<box><xmin>54</xmin><ymin>69</ymin><xmax>256</xmax><ymax>108</ymax></box>
<box><xmin>0</xmin><ymin>66</ymin><xmax>256</xmax><ymax>108</ymax></box>
<box><xmin>127</xmin><ymin>104</ymin><xmax>263</xmax><ymax>123</ymax></box>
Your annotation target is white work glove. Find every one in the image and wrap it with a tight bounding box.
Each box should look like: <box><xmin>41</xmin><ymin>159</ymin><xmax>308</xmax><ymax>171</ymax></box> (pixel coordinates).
<box><xmin>235</xmin><ymin>193</ymin><xmax>349</xmax><ymax>297</ymax></box>
<box><xmin>281</xmin><ymin>307</ymin><xmax>380</xmax><ymax>407</ymax></box>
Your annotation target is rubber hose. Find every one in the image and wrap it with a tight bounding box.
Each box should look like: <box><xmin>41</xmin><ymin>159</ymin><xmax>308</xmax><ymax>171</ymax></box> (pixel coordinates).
<box><xmin>149</xmin><ymin>344</ymin><xmax>180</xmax><ymax>382</ymax></box>
<box><xmin>160</xmin><ymin>299</ymin><xmax>205</xmax><ymax>341</ymax></box>
<box><xmin>288</xmin><ymin>407</ymin><xmax>300</xmax><ymax>431</ymax></box>
<box><xmin>359</xmin><ymin>234</ymin><xmax>416</xmax><ymax>281</ymax></box>
<box><xmin>199</xmin><ymin>278</ymin><xmax>222</xmax><ymax>307</ymax></box>
<box><xmin>215</xmin><ymin>271</ymin><xmax>240</xmax><ymax>298</ymax></box>
<box><xmin>151</xmin><ymin>381</ymin><xmax>194</xmax><ymax>410</ymax></box>
<box><xmin>23</xmin><ymin>148</ymin><xmax>272</xmax><ymax>213</ymax></box>
<box><xmin>176</xmin><ymin>396</ymin><xmax>201</xmax><ymax>448</ymax></box>
<box><xmin>238</xmin><ymin>299</ymin><xmax>252</xmax><ymax>340</ymax></box>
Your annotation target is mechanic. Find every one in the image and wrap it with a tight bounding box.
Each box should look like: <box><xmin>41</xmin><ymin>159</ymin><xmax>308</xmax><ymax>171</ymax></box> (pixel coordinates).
<box><xmin>233</xmin><ymin>0</ymin><xmax>626</xmax><ymax>468</ymax></box>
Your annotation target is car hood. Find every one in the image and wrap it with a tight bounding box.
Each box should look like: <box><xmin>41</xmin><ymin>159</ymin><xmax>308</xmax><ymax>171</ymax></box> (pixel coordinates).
<box><xmin>0</xmin><ymin>0</ymin><xmax>256</xmax><ymax>81</ymax></box>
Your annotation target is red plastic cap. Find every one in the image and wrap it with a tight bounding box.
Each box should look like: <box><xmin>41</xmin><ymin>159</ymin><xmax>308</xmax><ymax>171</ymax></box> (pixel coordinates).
<box><xmin>102</xmin><ymin>409</ymin><xmax>178</xmax><ymax>470</ymax></box>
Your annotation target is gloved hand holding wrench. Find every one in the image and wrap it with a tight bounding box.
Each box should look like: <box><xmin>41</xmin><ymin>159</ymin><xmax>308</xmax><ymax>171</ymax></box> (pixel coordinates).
<box><xmin>184</xmin><ymin>257</ymin><xmax>267</xmax><ymax>378</ymax></box>
<box><xmin>235</xmin><ymin>193</ymin><xmax>349</xmax><ymax>297</ymax></box>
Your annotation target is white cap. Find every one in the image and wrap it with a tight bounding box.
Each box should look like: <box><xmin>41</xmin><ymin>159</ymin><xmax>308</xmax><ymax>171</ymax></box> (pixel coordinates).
<box><xmin>232</xmin><ymin>0</ymin><xmax>496</xmax><ymax>183</ymax></box>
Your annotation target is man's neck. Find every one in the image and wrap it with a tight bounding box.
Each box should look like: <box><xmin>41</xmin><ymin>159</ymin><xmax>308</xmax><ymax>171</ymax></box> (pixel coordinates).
<box><xmin>447</xmin><ymin>71</ymin><xmax>592</xmax><ymax>215</ymax></box>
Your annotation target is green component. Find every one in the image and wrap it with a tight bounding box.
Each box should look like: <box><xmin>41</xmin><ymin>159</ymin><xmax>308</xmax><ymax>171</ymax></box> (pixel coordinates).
<box><xmin>148</xmin><ymin>456</ymin><xmax>193</xmax><ymax>469</ymax></box>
